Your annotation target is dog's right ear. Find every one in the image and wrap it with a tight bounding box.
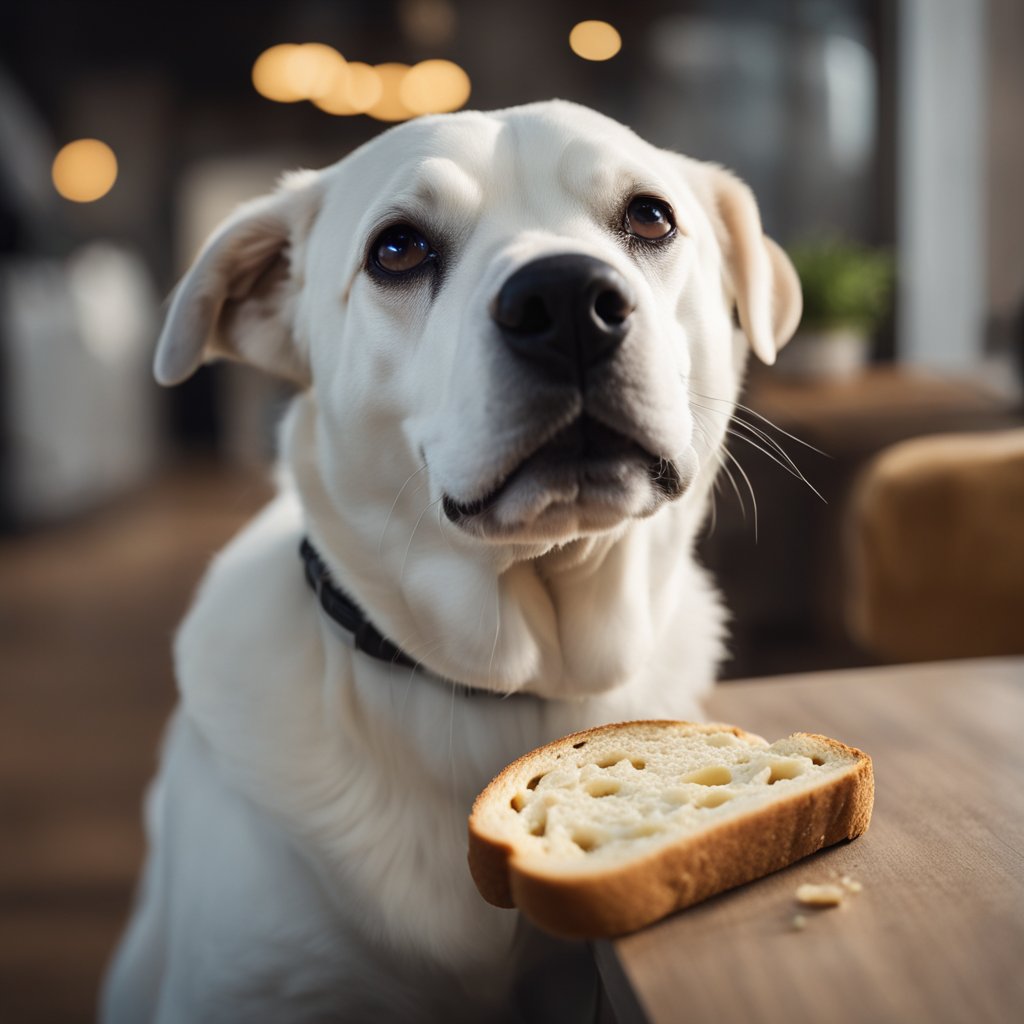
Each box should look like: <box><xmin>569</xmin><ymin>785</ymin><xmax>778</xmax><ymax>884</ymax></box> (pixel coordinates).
<box><xmin>154</xmin><ymin>171</ymin><xmax>323</xmax><ymax>387</ymax></box>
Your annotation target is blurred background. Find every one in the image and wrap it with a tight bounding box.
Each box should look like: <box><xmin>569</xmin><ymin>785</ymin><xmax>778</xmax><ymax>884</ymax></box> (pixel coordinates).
<box><xmin>1</xmin><ymin>0</ymin><xmax>1022</xmax><ymax>1020</ymax></box>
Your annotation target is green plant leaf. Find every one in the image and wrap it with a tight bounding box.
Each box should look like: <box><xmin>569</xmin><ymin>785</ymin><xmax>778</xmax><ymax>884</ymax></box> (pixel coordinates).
<box><xmin>787</xmin><ymin>238</ymin><xmax>895</xmax><ymax>334</ymax></box>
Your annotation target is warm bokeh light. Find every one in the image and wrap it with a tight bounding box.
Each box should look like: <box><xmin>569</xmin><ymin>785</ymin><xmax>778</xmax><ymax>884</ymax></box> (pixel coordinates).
<box><xmin>400</xmin><ymin>59</ymin><xmax>471</xmax><ymax>115</ymax></box>
<box><xmin>346</xmin><ymin>63</ymin><xmax>386</xmax><ymax>112</ymax></box>
<box><xmin>313</xmin><ymin>62</ymin><xmax>384</xmax><ymax>116</ymax></box>
<box><xmin>292</xmin><ymin>43</ymin><xmax>346</xmax><ymax>100</ymax></box>
<box><xmin>51</xmin><ymin>139</ymin><xmax>118</xmax><ymax>203</ymax></box>
<box><xmin>252</xmin><ymin>44</ymin><xmax>303</xmax><ymax>102</ymax></box>
<box><xmin>252</xmin><ymin>43</ymin><xmax>346</xmax><ymax>103</ymax></box>
<box><xmin>569</xmin><ymin>20</ymin><xmax>622</xmax><ymax>61</ymax></box>
<box><xmin>253</xmin><ymin>42</ymin><xmax>467</xmax><ymax>120</ymax></box>
<box><xmin>366</xmin><ymin>63</ymin><xmax>415</xmax><ymax>122</ymax></box>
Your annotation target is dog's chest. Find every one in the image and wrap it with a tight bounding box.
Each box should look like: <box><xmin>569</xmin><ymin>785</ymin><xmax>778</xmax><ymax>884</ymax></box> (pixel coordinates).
<box><xmin>168</xmin><ymin>487</ymin><xmax>718</xmax><ymax>1016</ymax></box>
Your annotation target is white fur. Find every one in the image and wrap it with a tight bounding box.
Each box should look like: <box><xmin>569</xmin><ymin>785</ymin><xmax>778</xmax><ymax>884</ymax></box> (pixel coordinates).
<box><xmin>102</xmin><ymin>101</ymin><xmax>799</xmax><ymax>1023</ymax></box>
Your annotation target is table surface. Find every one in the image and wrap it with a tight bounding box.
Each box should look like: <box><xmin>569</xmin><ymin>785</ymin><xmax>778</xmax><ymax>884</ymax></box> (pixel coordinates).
<box><xmin>594</xmin><ymin>657</ymin><xmax>1024</xmax><ymax>1024</ymax></box>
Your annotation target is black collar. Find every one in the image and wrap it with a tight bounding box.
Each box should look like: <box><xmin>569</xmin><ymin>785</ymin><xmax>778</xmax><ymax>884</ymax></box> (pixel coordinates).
<box><xmin>300</xmin><ymin>538</ymin><xmax>535</xmax><ymax>701</ymax></box>
<box><xmin>299</xmin><ymin>538</ymin><xmax>416</xmax><ymax>669</ymax></box>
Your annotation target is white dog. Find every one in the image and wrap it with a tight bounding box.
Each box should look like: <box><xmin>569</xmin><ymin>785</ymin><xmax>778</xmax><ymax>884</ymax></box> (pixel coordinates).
<box><xmin>102</xmin><ymin>100</ymin><xmax>800</xmax><ymax>1023</ymax></box>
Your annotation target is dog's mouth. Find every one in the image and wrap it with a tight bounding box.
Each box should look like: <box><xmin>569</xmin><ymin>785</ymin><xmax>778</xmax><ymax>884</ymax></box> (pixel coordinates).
<box><xmin>442</xmin><ymin>415</ymin><xmax>687</xmax><ymax>537</ymax></box>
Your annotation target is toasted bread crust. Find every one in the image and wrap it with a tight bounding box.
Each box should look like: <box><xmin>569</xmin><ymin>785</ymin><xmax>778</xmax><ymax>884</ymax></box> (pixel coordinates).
<box><xmin>467</xmin><ymin>720</ymin><xmax>765</xmax><ymax>910</ymax></box>
<box><xmin>467</xmin><ymin>722</ymin><xmax>873</xmax><ymax>939</ymax></box>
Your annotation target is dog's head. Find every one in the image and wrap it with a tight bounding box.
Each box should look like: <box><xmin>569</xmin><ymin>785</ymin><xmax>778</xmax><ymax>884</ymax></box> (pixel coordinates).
<box><xmin>157</xmin><ymin>101</ymin><xmax>799</xmax><ymax>551</ymax></box>
<box><xmin>157</xmin><ymin>102</ymin><xmax>800</xmax><ymax>694</ymax></box>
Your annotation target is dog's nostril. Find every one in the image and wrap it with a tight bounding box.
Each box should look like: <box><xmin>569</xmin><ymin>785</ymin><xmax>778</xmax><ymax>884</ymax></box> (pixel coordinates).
<box><xmin>594</xmin><ymin>288</ymin><xmax>633</xmax><ymax>327</ymax></box>
<box><xmin>518</xmin><ymin>296</ymin><xmax>553</xmax><ymax>334</ymax></box>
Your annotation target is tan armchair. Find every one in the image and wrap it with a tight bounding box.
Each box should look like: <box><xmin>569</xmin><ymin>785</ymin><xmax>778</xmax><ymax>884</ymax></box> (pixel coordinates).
<box><xmin>846</xmin><ymin>429</ymin><xmax>1024</xmax><ymax>662</ymax></box>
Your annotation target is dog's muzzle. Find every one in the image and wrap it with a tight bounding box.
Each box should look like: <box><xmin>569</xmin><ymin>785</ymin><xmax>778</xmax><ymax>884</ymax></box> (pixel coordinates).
<box><xmin>441</xmin><ymin>253</ymin><xmax>688</xmax><ymax>536</ymax></box>
<box><xmin>492</xmin><ymin>254</ymin><xmax>635</xmax><ymax>382</ymax></box>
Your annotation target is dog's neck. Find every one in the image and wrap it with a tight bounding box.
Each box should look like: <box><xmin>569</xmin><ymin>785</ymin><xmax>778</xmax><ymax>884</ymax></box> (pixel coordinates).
<box><xmin>283</xmin><ymin>394</ymin><xmax>720</xmax><ymax>700</ymax></box>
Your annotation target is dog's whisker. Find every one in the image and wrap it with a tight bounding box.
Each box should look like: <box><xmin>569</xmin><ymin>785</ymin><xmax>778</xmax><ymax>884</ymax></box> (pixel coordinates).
<box><xmin>718</xmin><ymin>450</ymin><xmax>747</xmax><ymax>521</ymax></box>
<box><xmin>487</xmin><ymin>581</ymin><xmax>502</xmax><ymax>686</ymax></box>
<box><xmin>733</xmin><ymin>399</ymin><xmax>830</xmax><ymax>458</ymax></box>
<box><xmin>725</xmin><ymin>427</ymin><xmax>826</xmax><ymax>504</ymax></box>
<box><xmin>398</xmin><ymin>663</ymin><xmax>417</xmax><ymax>722</ymax></box>
<box><xmin>697</xmin><ymin>403</ymin><xmax>817</xmax><ymax>479</ymax></box>
<box><xmin>704</xmin><ymin>432</ymin><xmax>745</xmax><ymax>516</ymax></box>
<box><xmin>436</xmin><ymin>499</ymin><xmax>454</xmax><ymax>555</ymax></box>
<box><xmin>378</xmin><ymin>463</ymin><xmax>430</xmax><ymax>564</ymax></box>
<box><xmin>705</xmin><ymin>472</ymin><xmax>719</xmax><ymax>537</ymax></box>
<box><xmin>691</xmin><ymin>410</ymin><xmax>740</xmax><ymax>518</ymax></box>
<box><xmin>399</xmin><ymin>496</ymin><xmax>444</xmax><ymax>588</ymax></box>
<box><xmin>687</xmin><ymin>411</ymin><xmax>719</xmax><ymax>464</ymax></box>
<box><xmin>728</xmin><ymin>416</ymin><xmax>808</xmax><ymax>481</ymax></box>
<box><xmin>447</xmin><ymin>678</ymin><xmax>459</xmax><ymax>842</ymax></box>
<box><xmin>724</xmin><ymin>448</ymin><xmax>759</xmax><ymax>539</ymax></box>
<box><xmin>688</xmin><ymin>386</ymin><xmax>828</xmax><ymax>457</ymax></box>
<box><xmin>688</xmin><ymin>413</ymin><xmax>729</xmax><ymax>538</ymax></box>
<box><xmin>689</xmin><ymin>390</ymin><xmax>825</xmax><ymax>505</ymax></box>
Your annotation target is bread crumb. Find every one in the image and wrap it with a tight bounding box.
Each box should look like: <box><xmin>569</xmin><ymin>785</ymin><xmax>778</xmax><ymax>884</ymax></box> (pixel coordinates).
<box><xmin>840</xmin><ymin>875</ymin><xmax>863</xmax><ymax>893</ymax></box>
<box><xmin>791</xmin><ymin>913</ymin><xmax>808</xmax><ymax>931</ymax></box>
<box><xmin>795</xmin><ymin>883</ymin><xmax>845</xmax><ymax>907</ymax></box>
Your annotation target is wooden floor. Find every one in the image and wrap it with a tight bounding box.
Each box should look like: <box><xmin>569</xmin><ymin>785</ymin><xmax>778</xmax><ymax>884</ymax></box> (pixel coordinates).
<box><xmin>0</xmin><ymin>462</ymin><xmax>273</xmax><ymax>1023</ymax></box>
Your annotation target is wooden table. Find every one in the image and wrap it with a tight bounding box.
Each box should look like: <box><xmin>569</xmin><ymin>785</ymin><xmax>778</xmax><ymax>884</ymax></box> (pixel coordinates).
<box><xmin>594</xmin><ymin>658</ymin><xmax>1024</xmax><ymax>1024</ymax></box>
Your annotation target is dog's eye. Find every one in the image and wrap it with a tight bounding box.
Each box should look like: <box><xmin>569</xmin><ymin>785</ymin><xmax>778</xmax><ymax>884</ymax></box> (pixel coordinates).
<box><xmin>625</xmin><ymin>197</ymin><xmax>675</xmax><ymax>241</ymax></box>
<box><xmin>372</xmin><ymin>224</ymin><xmax>433</xmax><ymax>275</ymax></box>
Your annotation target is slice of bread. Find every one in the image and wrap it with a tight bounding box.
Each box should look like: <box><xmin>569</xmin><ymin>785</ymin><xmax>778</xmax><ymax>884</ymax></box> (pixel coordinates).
<box><xmin>467</xmin><ymin>720</ymin><xmax>873</xmax><ymax>939</ymax></box>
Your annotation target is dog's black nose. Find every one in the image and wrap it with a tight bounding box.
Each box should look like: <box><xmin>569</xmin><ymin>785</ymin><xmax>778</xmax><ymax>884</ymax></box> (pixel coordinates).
<box><xmin>492</xmin><ymin>254</ymin><xmax>635</xmax><ymax>380</ymax></box>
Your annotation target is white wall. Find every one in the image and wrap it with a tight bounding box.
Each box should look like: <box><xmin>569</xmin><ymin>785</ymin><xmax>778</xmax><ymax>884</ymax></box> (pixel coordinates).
<box><xmin>898</xmin><ymin>0</ymin><xmax>986</xmax><ymax>369</ymax></box>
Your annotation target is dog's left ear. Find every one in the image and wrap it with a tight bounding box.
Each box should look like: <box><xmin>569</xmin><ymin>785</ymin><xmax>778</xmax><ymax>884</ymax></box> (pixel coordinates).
<box><xmin>154</xmin><ymin>171</ymin><xmax>323</xmax><ymax>387</ymax></box>
<box><xmin>704</xmin><ymin>166</ymin><xmax>802</xmax><ymax>365</ymax></box>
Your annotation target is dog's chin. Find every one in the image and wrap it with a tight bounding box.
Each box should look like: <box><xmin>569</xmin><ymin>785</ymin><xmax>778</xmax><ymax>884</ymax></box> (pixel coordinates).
<box><xmin>442</xmin><ymin>418</ymin><xmax>690</xmax><ymax>544</ymax></box>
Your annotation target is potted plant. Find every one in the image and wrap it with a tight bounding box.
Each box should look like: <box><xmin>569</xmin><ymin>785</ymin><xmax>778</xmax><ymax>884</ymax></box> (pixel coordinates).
<box><xmin>780</xmin><ymin>239</ymin><xmax>895</xmax><ymax>378</ymax></box>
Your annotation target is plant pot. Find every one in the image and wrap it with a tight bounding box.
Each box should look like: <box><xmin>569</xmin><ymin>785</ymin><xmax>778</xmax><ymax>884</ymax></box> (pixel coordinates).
<box><xmin>775</xmin><ymin>327</ymin><xmax>870</xmax><ymax>379</ymax></box>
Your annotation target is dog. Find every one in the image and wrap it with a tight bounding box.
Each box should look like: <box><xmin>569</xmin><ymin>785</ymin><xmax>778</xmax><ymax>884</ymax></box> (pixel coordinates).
<box><xmin>101</xmin><ymin>100</ymin><xmax>800</xmax><ymax>1023</ymax></box>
